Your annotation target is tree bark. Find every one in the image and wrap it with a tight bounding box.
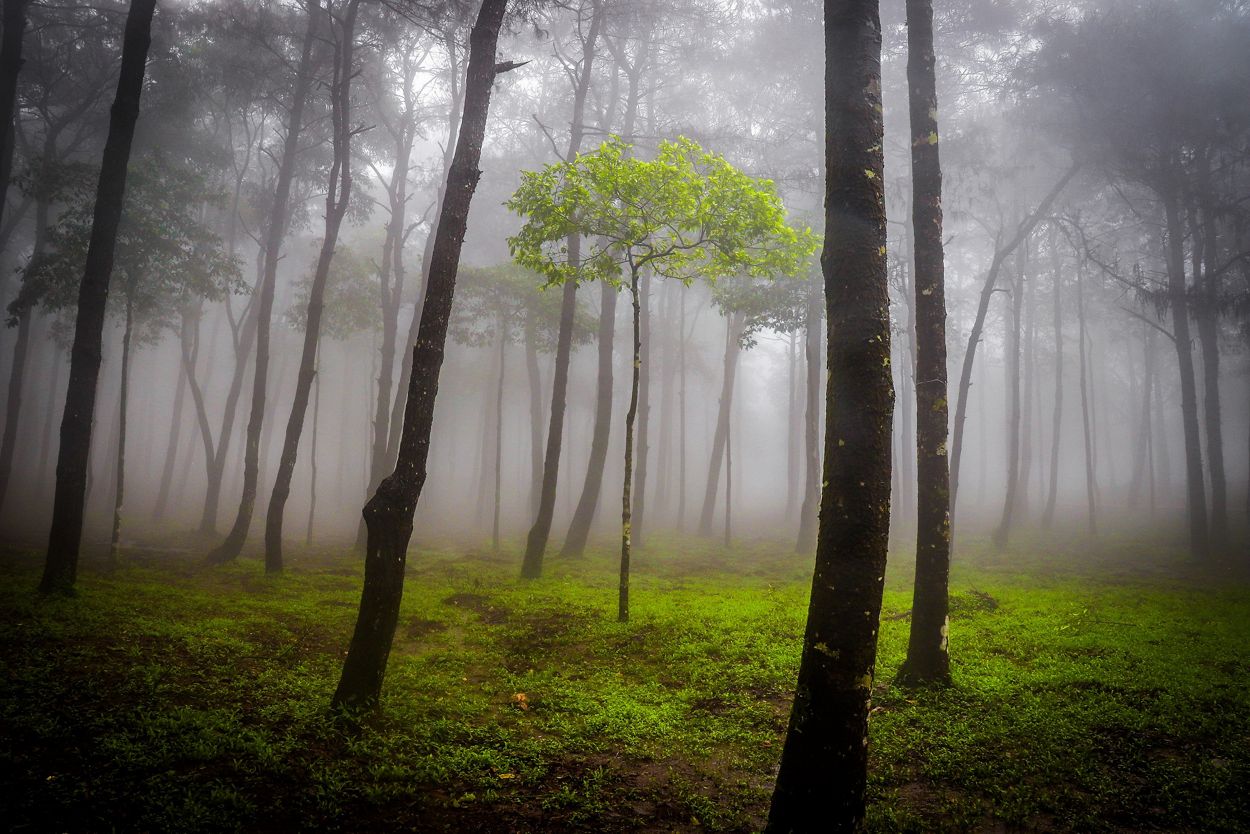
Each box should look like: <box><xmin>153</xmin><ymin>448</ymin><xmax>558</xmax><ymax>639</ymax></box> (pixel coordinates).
<box><xmin>1077</xmin><ymin>262</ymin><xmax>1098</xmax><ymax>534</ymax></box>
<box><xmin>897</xmin><ymin>0</ymin><xmax>951</xmax><ymax>687</ymax></box>
<box><xmin>40</xmin><ymin>0</ymin><xmax>157</xmax><ymax>595</ymax></box>
<box><xmin>208</xmin><ymin>3</ymin><xmax>318</xmax><ymax>563</ymax></box>
<box><xmin>1195</xmin><ymin>193</ymin><xmax>1227</xmax><ymax>552</ymax></box>
<box><xmin>795</xmin><ymin>273</ymin><xmax>821</xmax><ymax>552</ymax></box>
<box><xmin>618</xmin><ymin>267</ymin><xmax>641</xmax><ymax>622</ymax></box>
<box><xmin>265</xmin><ymin>0</ymin><xmax>360</xmax><ymax>573</ymax></box>
<box><xmin>562</xmin><ymin>280</ymin><xmax>617</xmax><ymax>556</ymax></box>
<box><xmin>698</xmin><ymin>313</ymin><xmax>742</xmax><ymax>535</ymax></box>
<box><xmin>949</xmin><ymin>165</ymin><xmax>1077</xmax><ymax>522</ymax></box>
<box><xmin>1161</xmin><ymin>188</ymin><xmax>1209</xmax><ymax>559</ymax></box>
<box><xmin>152</xmin><ymin>323</ymin><xmax>189</xmax><ymax>521</ymax></box>
<box><xmin>0</xmin><ymin>0</ymin><xmax>31</xmax><ymax>236</ymax></box>
<box><xmin>331</xmin><ymin>0</ymin><xmax>511</xmax><ymax>712</ymax></box>
<box><xmin>766</xmin><ymin>0</ymin><xmax>891</xmax><ymax>828</ymax></box>
<box><xmin>306</xmin><ymin>341</ymin><xmax>320</xmax><ymax>547</ymax></box>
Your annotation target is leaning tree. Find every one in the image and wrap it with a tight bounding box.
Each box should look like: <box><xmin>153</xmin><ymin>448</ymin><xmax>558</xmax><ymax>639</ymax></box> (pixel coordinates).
<box><xmin>507</xmin><ymin>135</ymin><xmax>817</xmax><ymax>619</ymax></box>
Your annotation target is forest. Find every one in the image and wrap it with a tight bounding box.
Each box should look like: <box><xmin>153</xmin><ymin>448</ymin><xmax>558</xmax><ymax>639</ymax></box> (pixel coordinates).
<box><xmin>0</xmin><ymin>0</ymin><xmax>1248</xmax><ymax>831</ymax></box>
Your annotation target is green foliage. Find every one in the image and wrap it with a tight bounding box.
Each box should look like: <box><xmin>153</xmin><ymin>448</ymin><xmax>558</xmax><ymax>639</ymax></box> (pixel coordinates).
<box><xmin>506</xmin><ymin>136</ymin><xmax>819</xmax><ymax>290</ymax></box>
<box><xmin>1</xmin><ymin>534</ymin><xmax>1246</xmax><ymax>832</ymax></box>
<box><xmin>11</xmin><ymin>154</ymin><xmax>243</xmax><ymax>344</ymax></box>
<box><xmin>284</xmin><ymin>242</ymin><xmax>380</xmax><ymax>340</ymax></box>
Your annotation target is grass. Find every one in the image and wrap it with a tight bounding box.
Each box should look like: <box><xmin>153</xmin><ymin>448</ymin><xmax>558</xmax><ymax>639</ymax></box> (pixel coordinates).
<box><xmin>0</xmin><ymin>530</ymin><xmax>1247</xmax><ymax>832</ymax></box>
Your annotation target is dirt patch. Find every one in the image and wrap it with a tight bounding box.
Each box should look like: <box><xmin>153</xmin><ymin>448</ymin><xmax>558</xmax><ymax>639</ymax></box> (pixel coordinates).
<box><xmin>949</xmin><ymin>589</ymin><xmax>1000</xmax><ymax>618</ymax></box>
<box><xmin>442</xmin><ymin>592</ymin><xmax>510</xmax><ymax>624</ymax></box>
<box><xmin>407</xmin><ymin>617</ymin><xmax>448</xmax><ymax>639</ymax></box>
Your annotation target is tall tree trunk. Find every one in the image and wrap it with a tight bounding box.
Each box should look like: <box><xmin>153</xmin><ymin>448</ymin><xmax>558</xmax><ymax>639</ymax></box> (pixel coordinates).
<box><xmin>492</xmin><ymin>319</ymin><xmax>506</xmax><ymax>552</ymax></box>
<box><xmin>332</xmin><ymin>0</ymin><xmax>513</xmax><ymax>711</ymax></box>
<box><xmin>306</xmin><ymin>341</ymin><xmax>320</xmax><ymax>547</ymax></box>
<box><xmin>201</xmin><ymin>289</ymin><xmax>258</xmax><ymax>535</ymax></box>
<box><xmin>1162</xmin><ymin>188</ymin><xmax>1209</xmax><ymax>558</ymax></box>
<box><xmin>37</xmin><ymin>343</ymin><xmax>63</xmax><ymax>497</ymax></box>
<box><xmin>265</xmin><ymin>0</ymin><xmax>360</xmax><ymax>573</ymax></box>
<box><xmin>949</xmin><ymin>166</ymin><xmax>1078</xmax><ymax>523</ymax></box>
<box><xmin>655</xmin><ymin>283</ymin><xmax>676</xmax><ymax>516</ymax></box>
<box><xmin>898</xmin><ymin>0</ymin><xmax>950</xmax><ymax>686</ymax></box>
<box><xmin>618</xmin><ymin>267</ymin><xmax>641</xmax><ymax>622</ymax></box>
<box><xmin>1042</xmin><ymin>226</ymin><xmax>1063</xmax><ymax>527</ymax></box>
<box><xmin>678</xmin><ymin>287</ymin><xmax>688</xmax><ymax>530</ymax></box>
<box><xmin>521</xmin><ymin>1</ymin><xmax>604</xmax><ymax>577</ymax></box>
<box><xmin>524</xmin><ymin>316</ymin><xmax>544</xmax><ymax>516</ymax></box>
<box><xmin>993</xmin><ymin>246</ymin><xmax>1027</xmax><ymax>549</ymax></box>
<box><xmin>724</xmin><ymin>407</ymin><xmax>732</xmax><ymax>548</ymax></box>
<box><xmin>795</xmin><ymin>274</ymin><xmax>821</xmax><ymax>552</ymax></box>
<box><xmin>563</xmin><ymin>281</ymin><xmax>617</xmax><ymax>556</ymax></box>
<box><xmin>698</xmin><ymin>313</ymin><xmax>743</xmax><ymax>535</ymax></box>
<box><xmin>1077</xmin><ymin>262</ymin><xmax>1097</xmax><ymax>534</ymax></box>
<box><xmin>1019</xmin><ymin>247</ymin><xmax>1037</xmax><ymax>517</ymax></box>
<box><xmin>208</xmin><ymin>3</ymin><xmax>318</xmax><ymax>563</ymax></box>
<box><xmin>785</xmin><ymin>330</ymin><xmax>799</xmax><ymax>523</ymax></box>
<box><xmin>108</xmin><ymin>294</ymin><xmax>134</xmax><ymax>569</ymax></box>
<box><xmin>152</xmin><ymin>325</ymin><xmax>188</xmax><ymax>521</ymax></box>
<box><xmin>633</xmin><ymin>273</ymin><xmax>651</xmax><ymax>546</ymax></box>
<box><xmin>0</xmin><ymin>0</ymin><xmax>31</xmax><ymax>236</ymax></box>
<box><xmin>766</xmin><ymin>0</ymin><xmax>892</xmax><ymax>827</ymax></box>
<box><xmin>1196</xmin><ymin>196</ymin><xmax>1227</xmax><ymax>551</ymax></box>
<box><xmin>40</xmin><ymin>0</ymin><xmax>157</xmax><ymax>595</ymax></box>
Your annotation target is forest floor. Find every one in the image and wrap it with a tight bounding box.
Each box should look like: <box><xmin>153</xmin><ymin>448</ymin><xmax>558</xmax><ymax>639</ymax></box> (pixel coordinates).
<box><xmin>1</xmin><ymin>529</ymin><xmax>1247</xmax><ymax>833</ymax></box>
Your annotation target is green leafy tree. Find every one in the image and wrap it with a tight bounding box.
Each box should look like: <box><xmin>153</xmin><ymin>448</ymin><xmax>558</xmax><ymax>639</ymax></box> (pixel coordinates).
<box><xmin>508</xmin><ymin>135</ymin><xmax>817</xmax><ymax>621</ymax></box>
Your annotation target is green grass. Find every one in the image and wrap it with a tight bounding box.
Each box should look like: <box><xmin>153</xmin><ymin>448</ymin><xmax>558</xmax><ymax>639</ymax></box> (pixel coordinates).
<box><xmin>1</xmin><ymin>531</ymin><xmax>1247</xmax><ymax>832</ymax></box>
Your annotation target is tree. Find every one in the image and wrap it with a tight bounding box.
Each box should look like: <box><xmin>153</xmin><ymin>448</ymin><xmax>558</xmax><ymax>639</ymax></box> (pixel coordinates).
<box><xmin>508</xmin><ymin>135</ymin><xmax>816</xmax><ymax>621</ymax></box>
<box><xmin>0</xmin><ymin>0</ymin><xmax>32</xmax><ymax>234</ymax></box>
<box><xmin>18</xmin><ymin>155</ymin><xmax>240</xmax><ymax>566</ymax></box>
<box><xmin>897</xmin><ymin>0</ymin><xmax>951</xmax><ymax>688</ymax></box>
<box><xmin>766</xmin><ymin>0</ymin><xmax>892</xmax><ymax>828</ymax></box>
<box><xmin>331</xmin><ymin>0</ymin><xmax>518</xmax><ymax>712</ymax></box>
<box><xmin>38</xmin><ymin>0</ymin><xmax>158</xmax><ymax>595</ymax></box>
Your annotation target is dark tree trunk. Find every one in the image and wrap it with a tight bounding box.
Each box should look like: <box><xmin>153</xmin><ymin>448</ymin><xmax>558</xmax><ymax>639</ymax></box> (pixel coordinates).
<box><xmin>949</xmin><ymin>166</ymin><xmax>1077</xmax><ymax>522</ymax></box>
<box><xmin>1077</xmin><ymin>263</ymin><xmax>1098</xmax><ymax>534</ymax></box>
<box><xmin>1162</xmin><ymin>189</ymin><xmax>1209</xmax><ymax>558</ymax></box>
<box><xmin>39</xmin><ymin>0</ymin><xmax>157</xmax><ymax>595</ymax></box>
<box><xmin>563</xmin><ymin>281</ymin><xmax>617</xmax><ymax>557</ymax></box>
<box><xmin>766</xmin><ymin>0</ymin><xmax>892</xmax><ymax>828</ymax></box>
<box><xmin>521</xmin><ymin>2</ymin><xmax>604</xmax><ymax>577</ymax></box>
<box><xmin>993</xmin><ymin>247</ymin><xmax>1027</xmax><ymax>549</ymax></box>
<box><xmin>618</xmin><ymin>267</ymin><xmax>641</xmax><ymax>622</ymax></box>
<box><xmin>492</xmin><ymin>317</ymin><xmax>505</xmax><ymax>552</ymax></box>
<box><xmin>331</xmin><ymin>0</ymin><xmax>512</xmax><ymax>711</ymax></box>
<box><xmin>795</xmin><ymin>274</ymin><xmax>821</xmax><ymax>552</ymax></box>
<box><xmin>0</xmin><ymin>0</ymin><xmax>31</xmax><ymax>235</ymax></box>
<box><xmin>698</xmin><ymin>313</ymin><xmax>742</xmax><ymax>536</ymax></box>
<box><xmin>37</xmin><ymin>343</ymin><xmax>63</xmax><ymax>498</ymax></box>
<box><xmin>633</xmin><ymin>273</ymin><xmax>652</xmax><ymax>547</ymax></box>
<box><xmin>108</xmin><ymin>294</ymin><xmax>134</xmax><ymax>568</ymax></box>
<box><xmin>898</xmin><ymin>0</ymin><xmax>950</xmax><ymax>687</ymax></box>
<box><xmin>208</xmin><ymin>1</ymin><xmax>318</xmax><ymax>563</ymax></box>
<box><xmin>524</xmin><ymin>315</ymin><xmax>544</xmax><ymax>516</ymax></box>
<box><xmin>265</xmin><ymin>0</ymin><xmax>360</xmax><ymax>573</ymax></box>
<box><xmin>1196</xmin><ymin>195</ymin><xmax>1227</xmax><ymax>551</ymax></box>
<box><xmin>1042</xmin><ymin>226</ymin><xmax>1063</xmax><ymax>527</ymax></box>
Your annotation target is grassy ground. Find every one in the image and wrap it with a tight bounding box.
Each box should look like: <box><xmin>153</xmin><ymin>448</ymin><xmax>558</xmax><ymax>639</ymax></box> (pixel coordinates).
<box><xmin>1</xmin><ymin>530</ymin><xmax>1247</xmax><ymax>833</ymax></box>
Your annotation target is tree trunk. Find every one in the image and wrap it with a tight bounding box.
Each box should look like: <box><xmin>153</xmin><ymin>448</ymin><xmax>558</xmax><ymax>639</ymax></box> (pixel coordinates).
<box><xmin>1162</xmin><ymin>189</ymin><xmax>1209</xmax><ymax>558</ymax></box>
<box><xmin>332</xmin><ymin>0</ymin><xmax>511</xmax><ymax>711</ymax></box>
<box><xmin>40</xmin><ymin>0</ymin><xmax>157</xmax><ymax>595</ymax></box>
<box><xmin>493</xmin><ymin>317</ymin><xmax>506</xmax><ymax>552</ymax></box>
<box><xmin>678</xmin><ymin>287</ymin><xmax>688</xmax><ymax>530</ymax></box>
<box><xmin>152</xmin><ymin>327</ymin><xmax>188</xmax><ymax>522</ymax></box>
<box><xmin>265</xmin><ymin>0</ymin><xmax>360</xmax><ymax>573</ymax></box>
<box><xmin>993</xmin><ymin>246</ymin><xmax>1027</xmax><ymax>549</ymax></box>
<box><xmin>785</xmin><ymin>331</ymin><xmax>799</xmax><ymax>523</ymax></box>
<box><xmin>108</xmin><ymin>295</ymin><xmax>134</xmax><ymax>569</ymax></box>
<box><xmin>1077</xmin><ymin>263</ymin><xmax>1097</xmax><ymax>535</ymax></box>
<box><xmin>563</xmin><ymin>280</ymin><xmax>617</xmax><ymax>556</ymax></box>
<box><xmin>0</xmin><ymin>0</ymin><xmax>31</xmax><ymax>235</ymax></box>
<box><xmin>1019</xmin><ymin>246</ymin><xmax>1037</xmax><ymax>517</ymax></box>
<box><xmin>1196</xmin><ymin>196</ymin><xmax>1227</xmax><ymax>551</ymax></box>
<box><xmin>698</xmin><ymin>313</ymin><xmax>743</xmax><ymax>536</ymax></box>
<box><xmin>795</xmin><ymin>273</ymin><xmax>821</xmax><ymax>552</ymax></box>
<box><xmin>766</xmin><ymin>0</ymin><xmax>892</xmax><ymax>827</ymax></box>
<box><xmin>524</xmin><ymin>316</ymin><xmax>544</xmax><ymax>516</ymax></box>
<box><xmin>633</xmin><ymin>272</ymin><xmax>651</xmax><ymax>547</ymax></box>
<box><xmin>521</xmin><ymin>2</ymin><xmax>604</xmax><ymax>577</ymax></box>
<box><xmin>897</xmin><ymin>0</ymin><xmax>951</xmax><ymax>687</ymax></box>
<box><xmin>1042</xmin><ymin>226</ymin><xmax>1063</xmax><ymax>527</ymax></box>
<box><xmin>306</xmin><ymin>342</ymin><xmax>320</xmax><ymax>547</ymax></box>
<box><xmin>949</xmin><ymin>165</ymin><xmax>1078</xmax><ymax>523</ymax></box>
<box><xmin>723</xmin><ymin>404</ymin><xmax>732</xmax><ymax>549</ymax></box>
<box><xmin>207</xmin><ymin>0</ymin><xmax>318</xmax><ymax>563</ymax></box>
<box><xmin>619</xmin><ymin>267</ymin><xmax>641</xmax><ymax>622</ymax></box>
